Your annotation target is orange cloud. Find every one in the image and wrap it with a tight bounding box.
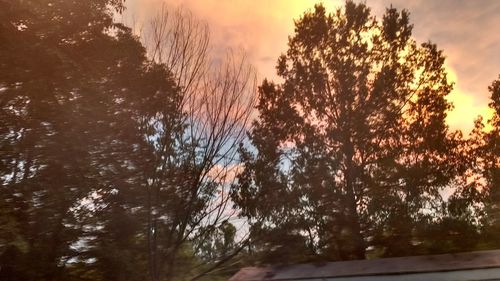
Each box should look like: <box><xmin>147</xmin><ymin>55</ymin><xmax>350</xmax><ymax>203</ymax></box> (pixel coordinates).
<box><xmin>125</xmin><ymin>0</ymin><xmax>341</xmax><ymax>80</ymax></box>
<box><xmin>125</xmin><ymin>0</ymin><xmax>496</xmax><ymax>133</ymax></box>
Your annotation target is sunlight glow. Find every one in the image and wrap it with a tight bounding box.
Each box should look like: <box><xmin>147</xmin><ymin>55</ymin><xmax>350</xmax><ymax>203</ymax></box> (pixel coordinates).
<box><xmin>125</xmin><ymin>0</ymin><xmax>493</xmax><ymax>133</ymax></box>
<box><xmin>444</xmin><ymin>65</ymin><xmax>494</xmax><ymax>132</ymax></box>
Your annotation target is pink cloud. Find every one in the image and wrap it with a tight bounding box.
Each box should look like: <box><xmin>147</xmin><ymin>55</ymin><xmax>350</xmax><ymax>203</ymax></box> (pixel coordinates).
<box><xmin>124</xmin><ymin>0</ymin><xmax>498</xmax><ymax>132</ymax></box>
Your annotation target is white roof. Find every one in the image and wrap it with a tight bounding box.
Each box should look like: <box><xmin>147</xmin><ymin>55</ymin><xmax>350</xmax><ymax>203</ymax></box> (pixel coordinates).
<box><xmin>230</xmin><ymin>249</ymin><xmax>500</xmax><ymax>281</ymax></box>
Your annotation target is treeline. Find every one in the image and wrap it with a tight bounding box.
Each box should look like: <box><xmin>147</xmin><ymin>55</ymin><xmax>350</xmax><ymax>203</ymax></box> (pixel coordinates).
<box><xmin>0</xmin><ymin>1</ymin><xmax>254</xmax><ymax>280</ymax></box>
<box><xmin>0</xmin><ymin>1</ymin><xmax>498</xmax><ymax>281</ymax></box>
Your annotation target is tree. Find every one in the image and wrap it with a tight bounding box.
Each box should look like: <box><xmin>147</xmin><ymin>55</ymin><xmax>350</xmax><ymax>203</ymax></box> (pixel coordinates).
<box><xmin>1</xmin><ymin>1</ymin><xmax>255</xmax><ymax>280</ymax></box>
<box><xmin>135</xmin><ymin>6</ymin><xmax>257</xmax><ymax>281</ymax></box>
<box><xmin>469</xmin><ymin>76</ymin><xmax>500</xmax><ymax>248</ymax></box>
<box><xmin>484</xmin><ymin>77</ymin><xmax>500</xmax><ymax>239</ymax></box>
<box><xmin>0</xmin><ymin>1</ymin><xmax>127</xmax><ymax>279</ymax></box>
<box><xmin>233</xmin><ymin>1</ymin><xmax>464</xmax><ymax>263</ymax></box>
<box><xmin>0</xmin><ymin>1</ymin><xmax>180</xmax><ymax>280</ymax></box>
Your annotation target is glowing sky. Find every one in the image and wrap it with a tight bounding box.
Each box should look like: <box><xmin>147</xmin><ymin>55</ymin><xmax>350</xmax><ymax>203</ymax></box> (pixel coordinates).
<box><xmin>124</xmin><ymin>0</ymin><xmax>499</xmax><ymax>132</ymax></box>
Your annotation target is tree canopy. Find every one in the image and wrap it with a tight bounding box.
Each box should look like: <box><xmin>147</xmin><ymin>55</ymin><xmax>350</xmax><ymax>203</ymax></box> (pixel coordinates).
<box><xmin>0</xmin><ymin>0</ymin><xmax>498</xmax><ymax>280</ymax></box>
<box><xmin>0</xmin><ymin>1</ymin><xmax>253</xmax><ymax>280</ymax></box>
<box><xmin>232</xmin><ymin>2</ymin><xmax>493</xmax><ymax>264</ymax></box>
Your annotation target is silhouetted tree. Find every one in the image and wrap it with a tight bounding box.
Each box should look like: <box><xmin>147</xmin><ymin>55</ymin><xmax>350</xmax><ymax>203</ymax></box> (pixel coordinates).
<box><xmin>471</xmin><ymin>76</ymin><xmax>500</xmax><ymax>248</ymax></box>
<box><xmin>233</xmin><ymin>1</ymin><xmax>466</xmax><ymax>263</ymax></box>
<box><xmin>2</xmin><ymin>0</ymin><xmax>494</xmax><ymax>279</ymax></box>
<box><xmin>140</xmin><ymin>7</ymin><xmax>256</xmax><ymax>280</ymax></box>
<box><xmin>0</xmin><ymin>1</ymin><xmax>180</xmax><ymax>280</ymax></box>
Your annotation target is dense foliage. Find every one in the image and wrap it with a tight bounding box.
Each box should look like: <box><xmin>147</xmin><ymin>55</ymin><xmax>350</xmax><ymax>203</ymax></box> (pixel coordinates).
<box><xmin>0</xmin><ymin>1</ymin><xmax>250</xmax><ymax>280</ymax></box>
<box><xmin>0</xmin><ymin>0</ymin><xmax>498</xmax><ymax>280</ymax></box>
<box><xmin>232</xmin><ymin>2</ymin><xmax>499</xmax><ymax>264</ymax></box>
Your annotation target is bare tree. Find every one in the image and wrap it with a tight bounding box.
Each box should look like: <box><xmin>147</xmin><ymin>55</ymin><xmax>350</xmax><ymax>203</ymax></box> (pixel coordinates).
<box><xmin>140</xmin><ymin>5</ymin><xmax>256</xmax><ymax>281</ymax></box>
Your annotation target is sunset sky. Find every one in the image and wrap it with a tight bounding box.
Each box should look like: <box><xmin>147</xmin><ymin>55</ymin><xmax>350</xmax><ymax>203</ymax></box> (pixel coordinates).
<box><xmin>125</xmin><ymin>0</ymin><xmax>499</xmax><ymax>132</ymax></box>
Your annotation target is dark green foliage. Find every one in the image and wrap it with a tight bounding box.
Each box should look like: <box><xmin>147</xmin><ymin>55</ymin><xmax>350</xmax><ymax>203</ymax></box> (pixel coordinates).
<box><xmin>0</xmin><ymin>0</ymin><xmax>178</xmax><ymax>280</ymax></box>
<box><xmin>1</xmin><ymin>1</ymin><xmax>253</xmax><ymax>280</ymax></box>
<box><xmin>0</xmin><ymin>0</ymin><xmax>498</xmax><ymax>279</ymax></box>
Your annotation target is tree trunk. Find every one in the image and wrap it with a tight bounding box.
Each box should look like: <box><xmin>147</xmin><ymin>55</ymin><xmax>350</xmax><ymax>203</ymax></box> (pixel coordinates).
<box><xmin>344</xmin><ymin>143</ymin><xmax>365</xmax><ymax>259</ymax></box>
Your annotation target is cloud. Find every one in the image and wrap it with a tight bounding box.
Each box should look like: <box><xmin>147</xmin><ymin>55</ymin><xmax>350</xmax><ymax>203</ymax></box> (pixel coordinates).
<box><xmin>125</xmin><ymin>0</ymin><xmax>499</xmax><ymax>132</ymax></box>
<box><xmin>124</xmin><ymin>0</ymin><xmax>342</xmax><ymax>79</ymax></box>
<box><xmin>365</xmin><ymin>0</ymin><xmax>500</xmax><ymax>131</ymax></box>
<box><xmin>398</xmin><ymin>0</ymin><xmax>499</xmax><ymax>95</ymax></box>
<box><xmin>206</xmin><ymin>163</ymin><xmax>244</xmax><ymax>185</ymax></box>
